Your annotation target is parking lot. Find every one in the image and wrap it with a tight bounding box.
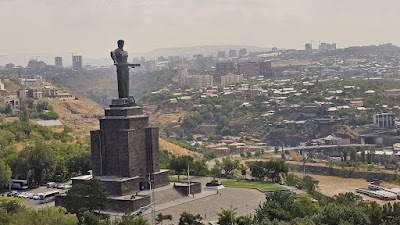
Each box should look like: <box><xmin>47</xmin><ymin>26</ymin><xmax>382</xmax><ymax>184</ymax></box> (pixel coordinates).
<box><xmin>4</xmin><ymin>183</ymin><xmax>70</xmax><ymax>210</ymax></box>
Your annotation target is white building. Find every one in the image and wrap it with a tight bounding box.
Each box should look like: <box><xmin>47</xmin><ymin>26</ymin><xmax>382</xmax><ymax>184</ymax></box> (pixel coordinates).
<box><xmin>178</xmin><ymin>70</ymin><xmax>213</xmax><ymax>89</ymax></box>
<box><xmin>221</xmin><ymin>73</ymin><xmax>244</xmax><ymax>86</ymax></box>
<box><xmin>373</xmin><ymin>112</ymin><xmax>397</xmax><ymax>128</ymax></box>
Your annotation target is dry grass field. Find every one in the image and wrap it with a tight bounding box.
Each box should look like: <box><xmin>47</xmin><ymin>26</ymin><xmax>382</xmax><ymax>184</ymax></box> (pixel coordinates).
<box><xmin>47</xmin><ymin>98</ymin><xmax>102</xmax><ymax>131</ymax></box>
<box><xmin>159</xmin><ymin>138</ymin><xmax>203</xmax><ymax>160</ymax></box>
<box><xmin>143</xmin><ymin>105</ymin><xmax>186</xmax><ymax>126</ymax></box>
<box><xmin>291</xmin><ymin>172</ymin><xmax>400</xmax><ymax>204</ymax></box>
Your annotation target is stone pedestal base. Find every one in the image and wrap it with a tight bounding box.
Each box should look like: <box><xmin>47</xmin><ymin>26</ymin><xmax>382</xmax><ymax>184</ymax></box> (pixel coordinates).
<box><xmin>173</xmin><ymin>182</ymin><xmax>202</xmax><ymax>195</ymax></box>
<box><xmin>106</xmin><ymin>195</ymin><xmax>150</xmax><ymax>212</ymax></box>
<box><xmin>111</xmin><ymin>97</ymin><xmax>136</xmax><ymax>107</ymax></box>
<box><xmin>98</xmin><ymin>176</ymin><xmax>140</xmax><ymax>196</ymax></box>
<box><xmin>141</xmin><ymin>169</ymin><xmax>170</xmax><ymax>190</ymax></box>
<box><xmin>71</xmin><ymin>171</ymin><xmax>169</xmax><ymax>197</ymax></box>
<box><xmin>55</xmin><ymin>194</ymin><xmax>151</xmax><ymax>213</ymax></box>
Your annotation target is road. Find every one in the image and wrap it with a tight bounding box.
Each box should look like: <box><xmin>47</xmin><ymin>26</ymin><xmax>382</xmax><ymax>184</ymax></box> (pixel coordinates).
<box><xmin>206</xmin><ymin>144</ymin><xmax>375</xmax><ymax>169</ymax></box>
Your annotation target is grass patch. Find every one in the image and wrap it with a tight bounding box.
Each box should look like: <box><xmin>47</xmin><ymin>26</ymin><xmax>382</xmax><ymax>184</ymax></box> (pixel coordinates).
<box><xmin>169</xmin><ymin>175</ymin><xmax>188</xmax><ymax>182</ymax></box>
<box><xmin>0</xmin><ymin>196</ymin><xmax>28</xmax><ymax>204</ymax></box>
<box><xmin>222</xmin><ymin>180</ymin><xmax>286</xmax><ymax>191</ymax></box>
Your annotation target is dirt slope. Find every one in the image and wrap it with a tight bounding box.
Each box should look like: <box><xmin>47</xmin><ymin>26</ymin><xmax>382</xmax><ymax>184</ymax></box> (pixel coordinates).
<box><xmin>48</xmin><ymin>97</ymin><xmax>102</xmax><ymax>131</ymax></box>
<box><xmin>159</xmin><ymin>138</ymin><xmax>203</xmax><ymax>160</ymax></box>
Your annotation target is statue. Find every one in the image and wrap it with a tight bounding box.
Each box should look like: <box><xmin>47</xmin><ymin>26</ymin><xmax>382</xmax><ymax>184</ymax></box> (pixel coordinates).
<box><xmin>110</xmin><ymin>40</ymin><xmax>140</xmax><ymax>102</ymax></box>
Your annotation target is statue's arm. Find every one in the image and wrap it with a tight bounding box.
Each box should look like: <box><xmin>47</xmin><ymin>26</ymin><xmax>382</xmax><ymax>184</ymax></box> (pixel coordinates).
<box><xmin>110</xmin><ymin>51</ymin><xmax>117</xmax><ymax>64</ymax></box>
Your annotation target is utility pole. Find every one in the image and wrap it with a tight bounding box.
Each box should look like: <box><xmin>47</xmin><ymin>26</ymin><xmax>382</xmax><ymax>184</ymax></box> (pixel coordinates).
<box><xmin>188</xmin><ymin>165</ymin><xmax>191</xmax><ymax>196</ymax></box>
<box><xmin>149</xmin><ymin>174</ymin><xmax>156</xmax><ymax>225</ymax></box>
<box><xmin>302</xmin><ymin>152</ymin><xmax>307</xmax><ymax>177</ymax></box>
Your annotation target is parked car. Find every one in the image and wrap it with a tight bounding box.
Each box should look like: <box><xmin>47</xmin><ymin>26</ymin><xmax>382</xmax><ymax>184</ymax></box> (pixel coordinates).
<box><xmin>7</xmin><ymin>191</ymin><xmax>18</xmax><ymax>197</ymax></box>
<box><xmin>17</xmin><ymin>192</ymin><xmax>28</xmax><ymax>198</ymax></box>
<box><xmin>56</xmin><ymin>184</ymin><xmax>65</xmax><ymax>189</ymax></box>
<box><xmin>62</xmin><ymin>184</ymin><xmax>71</xmax><ymax>189</ymax></box>
<box><xmin>27</xmin><ymin>193</ymin><xmax>34</xmax><ymax>199</ymax></box>
<box><xmin>47</xmin><ymin>182</ymin><xmax>57</xmax><ymax>188</ymax></box>
<box><xmin>33</xmin><ymin>193</ymin><xmax>42</xmax><ymax>200</ymax></box>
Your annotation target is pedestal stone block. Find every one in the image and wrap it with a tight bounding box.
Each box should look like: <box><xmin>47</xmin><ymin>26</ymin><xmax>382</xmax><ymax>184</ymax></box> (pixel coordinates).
<box><xmin>90</xmin><ymin>101</ymin><xmax>169</xmax><ymax>196</ymax></box>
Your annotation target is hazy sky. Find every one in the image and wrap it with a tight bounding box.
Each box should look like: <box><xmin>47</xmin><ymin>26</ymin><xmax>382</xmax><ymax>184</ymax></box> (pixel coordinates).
<box><xmin>1</xmin><ymin>0</ymin><xmax>400</xmax><ymax>59</ymax></box>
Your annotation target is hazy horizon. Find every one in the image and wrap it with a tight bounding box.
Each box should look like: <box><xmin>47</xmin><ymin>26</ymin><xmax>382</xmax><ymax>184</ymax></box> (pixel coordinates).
<box><xmin>1</xmin><ymin>0</ymin><xmax>400</xmax><ymax>61</ymax></box>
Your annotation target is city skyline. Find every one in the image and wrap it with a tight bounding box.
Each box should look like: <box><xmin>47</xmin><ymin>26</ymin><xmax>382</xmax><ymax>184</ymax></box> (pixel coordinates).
<box><xmin>1</xmin><ymin>0</ymin><xmax>399</xmax><ymax>59</ymax></box>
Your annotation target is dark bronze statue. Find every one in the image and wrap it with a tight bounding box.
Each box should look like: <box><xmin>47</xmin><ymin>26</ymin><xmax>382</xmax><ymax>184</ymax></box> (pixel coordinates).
<box><xmin>110</xmin><ymin>40</ymin><xmax>140</xmax><ymax>99</ymax></box>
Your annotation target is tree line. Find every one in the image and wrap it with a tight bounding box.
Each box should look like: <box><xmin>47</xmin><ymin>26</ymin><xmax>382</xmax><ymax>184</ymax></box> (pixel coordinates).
<box><xmin>0</xmin><ymin>121</ymin><xmax>90</xmax><ymax>188</ymax></box>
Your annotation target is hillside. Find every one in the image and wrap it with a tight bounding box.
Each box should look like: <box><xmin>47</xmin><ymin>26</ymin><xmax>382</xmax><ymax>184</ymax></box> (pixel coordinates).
<box><xmin>159</xmin><ymin>138</ymin><xmax>203</xmax><ymax>160</ymax></box>
<box><xmin>47</xmin><ymin>98</ymin><xmax>102</xmax><ymax>131</ymax></box>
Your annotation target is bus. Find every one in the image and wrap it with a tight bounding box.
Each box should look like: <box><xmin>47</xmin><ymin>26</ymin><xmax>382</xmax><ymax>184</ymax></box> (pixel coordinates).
<box><xmin>38</xmin><ymin>190</ymin><xmax>60</xmax><ymax>202</ymax></box>
<box><xmin>11</xmin><ymin>179</ymin><xmax>28</xmax><ymax>190</ymax></box>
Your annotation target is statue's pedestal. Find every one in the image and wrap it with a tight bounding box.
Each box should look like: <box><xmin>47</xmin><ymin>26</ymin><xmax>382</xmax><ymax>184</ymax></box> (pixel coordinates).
<box><xmin>111</xmin><ymin>97</ymin><xmax>136</xmax><ymax>107</ymax></box>
<box><xmin>89</xmin><ymin>99</ymin><xmax>169</xmax><ymax>196</ymax></box>
<box><xmin>58</xmin><ymin>99</ymin><xmax>170</xmax><ymax>212</ymax></box>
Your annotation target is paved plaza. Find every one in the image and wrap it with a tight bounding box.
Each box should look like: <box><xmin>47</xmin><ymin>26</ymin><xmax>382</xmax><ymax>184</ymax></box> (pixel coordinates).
<box><xmin>14</xmin><ymin>177</ymin><xmax>270</xmax><ymax>224</ymax></box>
<box><xmin>143</xmin><ymin>177</ymin><xmax>267</xmax><ymax>224</ymax></box>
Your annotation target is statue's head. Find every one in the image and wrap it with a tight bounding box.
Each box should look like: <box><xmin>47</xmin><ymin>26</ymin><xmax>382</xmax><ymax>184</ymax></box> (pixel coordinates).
<box><xmin>117</xmin><ymin>40</ymin><xmax>124</xmax><ymax>48</ymax></box>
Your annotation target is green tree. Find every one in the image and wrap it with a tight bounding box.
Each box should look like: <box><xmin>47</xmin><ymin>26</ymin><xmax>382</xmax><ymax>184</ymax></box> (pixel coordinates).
<box><xmin>35</xmin><ymin>207</ymin><xmax>79</xmax><ymax>225</ymax></box>
<box><xmin>250</xmin><ymin>160</ymin><xmax>288</xmax><ymax>182</ymax></box>
<box><xmin>0</xmin><ymin>200</ymin><xmax>21</xmax><ymax>213</ymax></box>
<box><xmin>217</xmin><ymin>208</ymin><xmax>237</xmax><ymax>225</ymax></box>
<box><xmin>9</xmin><ymin>207</ymin><xmax>37</xmax><ymax>225</ymax></box>
<box><xmin>210</xmin><ymin>164</ymin><xmax>222</xmax><ymax>179</ymax></box>
<box><xmin>236</xmin><ymin>215</ymin><xmax>253</xmax><ymax>225</ymax></box>
<box><xmin>221</xmin><ymin>157</ymin><xmax>240</xmax><ymax>177</ymax></box>
<box><xmin>39</xmin><ymin>111</ymin><xmax>60</xmax><ymax>120</ymax></box>
<box><xmin>250</xmin><ymin>161</ymin><xmax>267</xmax><ymax>181</ymax></box>
<box><xmin>0</xmin><ymin>130</ymin><xmax>15</xmax><ymax>147</ymax></box>
<box><xmin>0</xmin><ymin>208</ymin><xmax>10</xmax><ymax>225</ymax></box>
<box><xmin>114</xmin><ymin>213</ymin><xmax>150</xmax><ymax>225</ymax></box>
<box><xmin>333</xmin><ymin>192</ymin><xmax>363</xmax><ymax>206</ymax></box>
<box><xmin>313</xmin><ymin>203</ymin><xmax>370</xmax><ymax>225</ymax></box>
<box><xmin>349</xmin><ymin>147</ymin><xmax>357</xmax><ymax>162</ymax></box>
<box><xmin>2</xmin><ymin>103</ymin><xmax>12</xmax><ymax>114</ymax></box>
<box><xmin>190</xmin><ymin>160</ymin><xmax>209</xmax><ymax>176</ymax></box>
<box><xmin>156</xmin><ymin>213</ymin><xmax>172</xmax><ymax>225</ymax></box>
<box><xmin>245</xmin><ymin>151</ymin><xmax>252</xmax><ymax>158</ymax></box>
<box><xmin>285</xmin><ymin>173</ymin><xmax>301</xmax><ymax>187</ymax></box>
<box><xmin>67</xmin><ymin>150</ymin><xmax>91</xmax><ymax>176</ymax></box>
<box><xmin>299</xmin><ymin>176</ymin><xmax>319</xmax><ymax>193</ymax></box>
<box><xmin>361</xmin><ymin>150</ymin><xmax>366</xmax><ymax>163</ymax></box>
<box><xmin>169</xmin><ymin>156</ymin><xmax>193</xmax><ymax>181</ymax></box>
<box><xmin>291</xmin><ymin>195</ymin><xmax>320</xmax><ymax>218</ymax></box>
<box><xmin>0</xmin><ymin>160</ymin><xmax>12</xmax><ymax>189</ymax></box>
<box><xmin>178</xmin><ymin>211</ymin><xmax>204</xmax><ymax>225</ymax></box>
<box><xmin>239</xmin><ymin>164</ymin><xmax>247</xmax><ymax>179</ymax></box>
<box><xmin>8</xmin><ymin>207</ymin><xmax>78</xmax><ymax>225</ymax></box>
<box><xmin>19</xmin><ymin>104</ymin><xmax>29</xmax><ymax>122</ymax></box>
<box><xmin>19</xmin><ymin>141</ymin><xmax>56</xmax><ymax>186</ymax></box>
<box><xmin>254</xmin><ymin>191</ymin><xmax>295</xmax><ymax>223</ymax></box>
<box><xmin>63</xmin><ymin>177</ymin><xmax>108</xmax><ymax>222</ymax></box>
<box><xmin>81</xmin><ymin>211</ymin><xmax>111</xmax><ymax>225</ymax></box>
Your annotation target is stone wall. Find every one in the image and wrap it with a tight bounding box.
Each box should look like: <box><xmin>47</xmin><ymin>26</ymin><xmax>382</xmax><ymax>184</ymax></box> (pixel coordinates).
<box><xmin>55</xmin><ymin>194</ymin><xmax>151</xmax><ymax>213</ymax></box>
<box><xmin>289</xmin><ymin>163</ymin><xmax>400</xmax><ymax>182</ymax></box>
<box><xmin>173</xmin><ymin>182</ymin><xmax>202</xmax><ymax>195</ymax></box>
<box><xmin>140</xmin><ymin>170</ymin><xmax>170</xmax><ymax>190</ymax></box>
